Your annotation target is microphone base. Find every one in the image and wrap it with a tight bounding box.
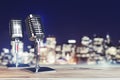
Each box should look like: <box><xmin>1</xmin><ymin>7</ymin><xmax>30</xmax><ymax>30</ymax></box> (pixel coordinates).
<box><xmin>25</xmin><ymin>67</ymin><xmax>55</xmax><ymax>73</ymax></box>
<box><xmin>7</xmin><ymin>64</ymin><xmax>30</xmax><ymax>68</ymax></box>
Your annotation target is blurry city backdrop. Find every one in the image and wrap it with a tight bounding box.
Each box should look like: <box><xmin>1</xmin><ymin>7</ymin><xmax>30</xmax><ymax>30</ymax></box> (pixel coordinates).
<box><xmin>0</xmin><ymin>0</ymin><xmax>120</xmax><ymax>65</ymax></box>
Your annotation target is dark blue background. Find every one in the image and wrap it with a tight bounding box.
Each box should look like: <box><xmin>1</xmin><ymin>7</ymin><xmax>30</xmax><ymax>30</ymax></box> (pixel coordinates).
<box><xmin>0</xmin><ymin>0</ymin><xmax>120</xmax><ymax>51</ymax></box>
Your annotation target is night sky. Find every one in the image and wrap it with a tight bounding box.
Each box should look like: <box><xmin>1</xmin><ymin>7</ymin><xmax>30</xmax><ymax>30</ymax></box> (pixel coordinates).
<box><xmin>0</xmin><ymin>0</ymin><xmax>120</xmax><ymax>51</ymax></box>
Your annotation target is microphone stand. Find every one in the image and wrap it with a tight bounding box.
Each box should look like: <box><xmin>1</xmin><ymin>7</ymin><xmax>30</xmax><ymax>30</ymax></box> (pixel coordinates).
<box><xmin>15</xmin><ymin>38</ymin><xmax>19</xmax><ymax>67</ymax></box>
<box><xmin>34</xmin><ymin>38</ymin><xmax>41</xmax><ymax>72</ymax></box>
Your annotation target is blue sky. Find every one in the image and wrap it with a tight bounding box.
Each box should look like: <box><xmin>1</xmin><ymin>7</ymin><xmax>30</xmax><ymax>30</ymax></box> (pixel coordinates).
<box><xmin>0</xmin><ymin>0</ymin><xmax>120</xmax><ymax>51</ymax></box>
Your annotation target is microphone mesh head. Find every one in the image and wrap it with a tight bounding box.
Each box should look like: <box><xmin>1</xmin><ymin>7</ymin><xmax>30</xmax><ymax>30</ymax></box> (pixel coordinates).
<box><xmin>9</xmin><ymin>20</ymin><xmax>23</xmax><ymax>38</ymax></box>
<box><xmin>25</xmin><ymin>14</ymin><xmax>44</xmax><ymax>41</ymax></box>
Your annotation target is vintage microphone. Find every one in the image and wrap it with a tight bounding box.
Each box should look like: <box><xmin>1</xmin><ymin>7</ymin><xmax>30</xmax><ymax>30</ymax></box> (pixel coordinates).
<box><xmin>9</xmin><ymin>19</ymin><xmax>23</xmax><ymax>67</ymax></box>
<box><xmin>25</xmin><ymin>14</ymin><xmax>44</xmax><ymax>72</ymax></box>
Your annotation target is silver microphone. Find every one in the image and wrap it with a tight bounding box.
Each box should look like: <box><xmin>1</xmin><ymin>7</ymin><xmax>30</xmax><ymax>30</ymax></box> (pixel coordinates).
<box><xmin>9</xmin><ymin>19</ymin><xmax>23</xmax><ymax>67</ymax></box>
<box><xmin>25</xmin><ymin>14</ymin><xmax>45</xmax><ymax>72</ymax></box>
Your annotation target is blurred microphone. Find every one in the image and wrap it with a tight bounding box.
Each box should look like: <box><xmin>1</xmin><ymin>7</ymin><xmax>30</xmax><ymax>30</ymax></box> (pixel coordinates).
<box><xmin>25</xmin><ymin>14</ymin><xmax>44</xmax><ymax>41</ymax></box>
<box><xmin>9</xmin><ymin>20</ymin><xmax>23</xmax><ymax>39</ymax></box>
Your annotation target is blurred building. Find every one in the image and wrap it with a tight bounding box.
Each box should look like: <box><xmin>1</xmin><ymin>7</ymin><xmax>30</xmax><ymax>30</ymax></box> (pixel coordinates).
<box><xmin>39</xmin><ymin>36</ymin><xmax>57</xmax><ymax>64</ymax></box>
<box><xmin>46</xmin><ymin>36</ymin><xmax>56</xmax><ymax>49</ymax></box>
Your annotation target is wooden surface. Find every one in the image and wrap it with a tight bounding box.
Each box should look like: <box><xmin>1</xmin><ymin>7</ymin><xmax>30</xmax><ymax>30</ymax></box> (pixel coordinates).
<box><xmin>0</xmin><ymin>64</ymin><xmax>120</xmax><ymax>78</ymax></box>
